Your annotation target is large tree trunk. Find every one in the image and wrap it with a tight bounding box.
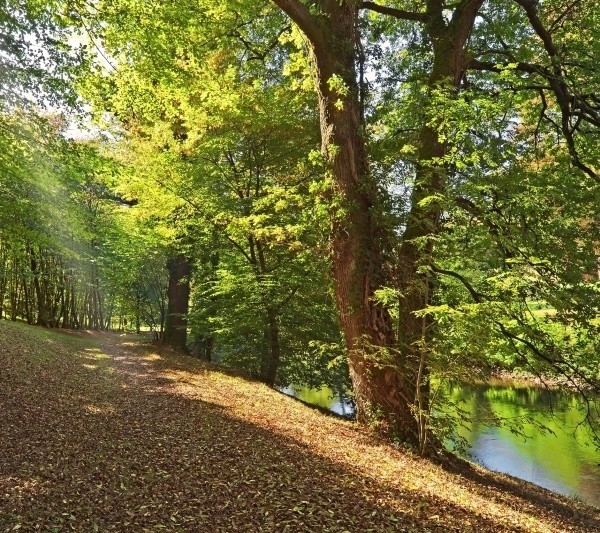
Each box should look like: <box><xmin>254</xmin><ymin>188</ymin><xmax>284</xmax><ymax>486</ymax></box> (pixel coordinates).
<box><xmin>163</xmin><ymin>254</ymin><xmax>192</xmax><ymax>351</ymax></box>
<box><xmin>272</xmin><ymin>0</ymin><xmax>482</xmax><ymax>450</ymax></box>
<box><xmin>273</xmin><ymin>0</ymin><xmax>421</xmax><ymax>444</ymax></box>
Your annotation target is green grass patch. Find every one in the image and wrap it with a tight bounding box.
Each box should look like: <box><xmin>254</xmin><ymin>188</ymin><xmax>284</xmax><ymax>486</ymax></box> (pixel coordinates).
<box><xmin>0</xmin><ymin>319</ymin><xmax>111</xmax><ymax>374</ymax></box>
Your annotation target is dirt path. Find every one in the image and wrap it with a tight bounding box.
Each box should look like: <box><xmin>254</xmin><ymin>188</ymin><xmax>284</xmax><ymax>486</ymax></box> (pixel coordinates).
<box><xmin>1</xmin><ymin>325</ymin><xmax>600</xmax><ymax>532</ymax></box>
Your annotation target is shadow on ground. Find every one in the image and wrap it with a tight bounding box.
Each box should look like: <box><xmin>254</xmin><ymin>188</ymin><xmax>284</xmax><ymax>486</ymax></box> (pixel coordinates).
<box><xmin>1</xmin><ymin>328</ymin><xmax>598</xmax><ymax>532</ymax></box>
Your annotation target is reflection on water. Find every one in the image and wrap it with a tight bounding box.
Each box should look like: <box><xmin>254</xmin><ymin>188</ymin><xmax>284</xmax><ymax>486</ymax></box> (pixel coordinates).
<box><xmin>281</xmin><ymin>385</ymin><xmax>354</xmax><ymax>416</ymax></box>
<box><xmin>446</xmin><ymin>382</ymin><xmax>600</xmax><ymax>507</ymax></box>
<box><xmin>469</xmin><ymin>427</ymin><xmax>574</xmax><ymax>497</ymax></box>
<box><xmin>283</xmin><ymin>382</ymin><xmax>600</xmax><ymax>507</ymax></box>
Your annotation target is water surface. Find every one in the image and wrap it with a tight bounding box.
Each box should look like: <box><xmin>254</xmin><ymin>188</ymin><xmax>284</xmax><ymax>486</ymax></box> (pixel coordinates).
<box><xmin>446</xmin><ymin>382</ymin><xmax>600</xmax><ymax>507</ymax></box>
<box><xmin>283</xmin><ymin>382</ymin><xmax>600</xmax><ymax>507</ymax></box>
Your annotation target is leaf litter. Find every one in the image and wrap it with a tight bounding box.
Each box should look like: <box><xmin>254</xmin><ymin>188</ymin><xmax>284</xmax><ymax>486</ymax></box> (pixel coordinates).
<box><xmin>1</xmin><ymin>321</ymin><xmax>599</xmax><ymax>532</ymax></box>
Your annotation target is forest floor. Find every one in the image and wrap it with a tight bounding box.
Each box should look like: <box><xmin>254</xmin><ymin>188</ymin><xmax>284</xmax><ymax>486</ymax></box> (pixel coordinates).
<box><xmin>1</xmin><ymin>321</ymin><xmax>600</xmax><ymax>532</ymax></box>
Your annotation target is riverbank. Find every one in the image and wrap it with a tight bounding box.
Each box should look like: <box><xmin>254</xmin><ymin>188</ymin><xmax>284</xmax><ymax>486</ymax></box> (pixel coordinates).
<box><xmin>1</xmin><ymin>320</ymin><xmax>599</xmax><ymax>531</ymax></box>
<box><xmin>486</xmin><ymin>368</ymin><xmax>586</xmax><ymax>390</ymax></box>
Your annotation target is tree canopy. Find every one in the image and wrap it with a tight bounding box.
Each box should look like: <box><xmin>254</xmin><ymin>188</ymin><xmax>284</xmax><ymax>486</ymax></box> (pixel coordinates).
<box><xmin>1</xmin><ymin>0</ymin><xmax>599</xmax><ymax>454</ymax></box>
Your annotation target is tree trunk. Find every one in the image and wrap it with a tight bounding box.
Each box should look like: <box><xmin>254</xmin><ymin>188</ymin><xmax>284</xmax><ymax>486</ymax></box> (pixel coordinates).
<box><xmin>272</xmin><ymin>0</ymin><xmax>482</xmax><ymax>450</ymax></box>
<box><xmin>31</xmin><ymin>250</ymin><xmax>51</xmax><ymax>327</ymax></box>
<box><xmin>0</xmin><ymin>243</ymin><xmax>7</xmax><ymax>320</ymax></box>
<box><xmin>395</xmin><ymin>0</ymin><xmax>484</xmax><ymax>451</ymax></box>
<box><xmin>23</xmin><ymin>274</ymin><xmax>33</xmax><ymax>325</ymax></box>
<box><xmin>0</xmin><ymin>272</ymin><xmax>5</xmax><ymax>321</ymax></box>
<box><xmin>10</xmin><ymin>259</ymin><xmax>20</xmax><ymax>321</ymax></box>
<box><xmin>69</xmin><ymin>283</ymin><xmax>79</xmax><ymax>329</ymax></box>
<box><xmin>204</xmin><ymin>336</ymin><xmax>214</xmax><ymax>362</ymax></box>
<box><xmin>260</xmin><ymin>307</ymin><xmax>281</xmax><ymax>387</ymax></box>
<box><xmin>273</xmin><ymin>0</ymin><xmax>421</xmax><ymax>443</ymax></box>
<box><xmin>163</xmin><ymin>254</ymin><xmax>192</xmax><ymax>351</ymax></box>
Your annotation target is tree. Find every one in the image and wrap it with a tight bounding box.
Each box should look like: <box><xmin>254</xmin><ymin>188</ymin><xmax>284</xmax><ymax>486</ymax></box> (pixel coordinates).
<box><xmin>270</xmin><ymin>0</ymin><xmax>600</xmax><ymax>450</ymax></box>
<box><xmin>69</xmin><ymin>0</ymin><xmax>600</xmax><ymax>452</ymax></box>
<box><xmin>270</xmin><ymin>0</ymin><xmax>433</xmax><ymax>444</ymax></box>
<box><xmin>74</xmin><ymin>0</ymin><xmax>344</xmax><ymax>388</ymax></box>
<box><xmin>0</xmin><ymin>111</ymin><xmax>127</xmax><ymax>329</ymax></box>
<box><xmin>163</xmin><ymin>253</ymin><xmax>192</xmax><ymax>350</ymax></box>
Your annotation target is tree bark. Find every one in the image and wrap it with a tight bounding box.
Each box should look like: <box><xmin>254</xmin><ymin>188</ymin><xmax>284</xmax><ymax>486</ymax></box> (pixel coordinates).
<box><xmin>271</xmin><ymin>0</ymin><xmax>483</xmax><ymax>449</ymax></box>
<box><xmin>163</xmin><ymin>254</ymin><xmax>192</xmax><ymax>351</ymax></box>
<box><xmin>273</xmin><ymin>0</ymin><xmax>421</xmax><ymax>443</ymax></box>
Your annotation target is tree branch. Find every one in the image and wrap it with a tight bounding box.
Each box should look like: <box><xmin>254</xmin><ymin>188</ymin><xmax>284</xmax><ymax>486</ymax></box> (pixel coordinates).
<box><xmin>430</xmin><ymin>265</ymin><xmax>484</xmax><ymax>303</ymax></box>
<box><xmin>513</xmin><ymin>0</ymin><xmax>600</xmax><ymax>183</ymax></box>
<box><xmin>270</xmin><ymin>0</ymin><xmax>324</xmax><ymax>48</ymax></box>
<box><xmin>467</xmin><ymin>58</ymin><xmax>547</xmax><ymax>76</ymax></box>
<box><xmin>432</xmin><ymin>264</ymin><xmax>599</xmax><ymax>392</ymax></box>
<box><xmin>359</xmin><ymin>1</ymin><xmax>427</xmax><ymax>22</ymax></box>
<box><xmin>514</xmin><ymin>0</ymin><xmax>558</xmax><ymax>57</ymax></box>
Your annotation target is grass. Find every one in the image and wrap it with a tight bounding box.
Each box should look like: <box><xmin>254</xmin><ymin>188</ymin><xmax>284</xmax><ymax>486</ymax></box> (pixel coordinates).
<box><xmin>528</xmin><ymin>301</ymin><xmax>557</xmax><ymax>319</ymax></box>
<box><xmin>1</xmin><ymin>320</ymin><xmax>599</xmax><ymax>532</ymax></box>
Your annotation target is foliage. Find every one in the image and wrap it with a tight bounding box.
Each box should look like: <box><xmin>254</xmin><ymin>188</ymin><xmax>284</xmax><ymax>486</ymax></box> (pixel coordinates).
<box><xmin>0</xmin><ymin>0</ymin><xmax>82</xmax><ymax>108</ymax></box>
<box><xmin>359</xmin><ymin>0</ymin><xmax>600</xmax><ymax>442</ymax></box>
<box><xmin>3</xmin><ymin>0</ymin><xmax>600</xmax><ymax>449</ymax></box>
<box><xmin>69</xmin><ymin>0</ymin><xmax>343</xmax><ymax>388</ymax></box>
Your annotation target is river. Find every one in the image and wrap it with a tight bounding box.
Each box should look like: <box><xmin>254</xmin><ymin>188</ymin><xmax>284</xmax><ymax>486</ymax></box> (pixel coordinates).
<box><xmin>282</xmin><ymin>381</ymin><xmax>600</xmax><ymax>507</ymax></box>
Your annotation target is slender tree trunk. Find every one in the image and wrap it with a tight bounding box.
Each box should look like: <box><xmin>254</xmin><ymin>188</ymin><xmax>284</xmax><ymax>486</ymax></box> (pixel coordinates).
<box><xmin>157</xmin><ymin>290</ymin><xmax>166</xmax><ymax>338</ymax></box>
<box><xmin>254</xmin><ymin>240</ymin><xmax>283</xmax><ymax>386</ymax></box>
<box><xmin>70</xmin><ymin>283</ymin><xmax>79</xmax><ymax>329</ymax></box>
<box><xmin>30</xmin><ymin>250</ymin><xmax>51</xmax><ymax>327</ymax></box>
<box><xmin>135</xmin><ymin>294</ymin><xmax>141</xmax><ymax>334</ymax></box>
<box><xmin>260</xmin><ymin>307</ymin><xmax>281</xmax><ymax>386</ymax></box>
<box><xmin>204</xmin><ymin>336</ymin><xmax>214</xmax><ymax>362</ymax></box>
<box><xmin>0</xmin><ymin>273</ymin><xmax>5</xmax><ymax>321</ymax></box>
<box><xmin>0</xmin><ymin>243</ymin><xmax>7</xmax><ymax>320</ymax></box>
<box><xmin>163</xmin><ymin>254</ymin><xmax>192</xmax><ymax>351</ymax></box>
<box><xmin>23</xmin><ymin>273</ymin><xmax>33</xmax><ymax>325</ymax></box>
<box><xmin>10</xmin><ymin>260</ymin><xmax>19</xmax><ymax>321</ymax></box>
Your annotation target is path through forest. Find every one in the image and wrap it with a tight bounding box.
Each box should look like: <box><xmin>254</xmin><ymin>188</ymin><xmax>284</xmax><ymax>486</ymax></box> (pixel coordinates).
<box><xmin>1</xmin><ymin>323</ymin><xmax>599</xmax><ymax>532</ymax></box>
